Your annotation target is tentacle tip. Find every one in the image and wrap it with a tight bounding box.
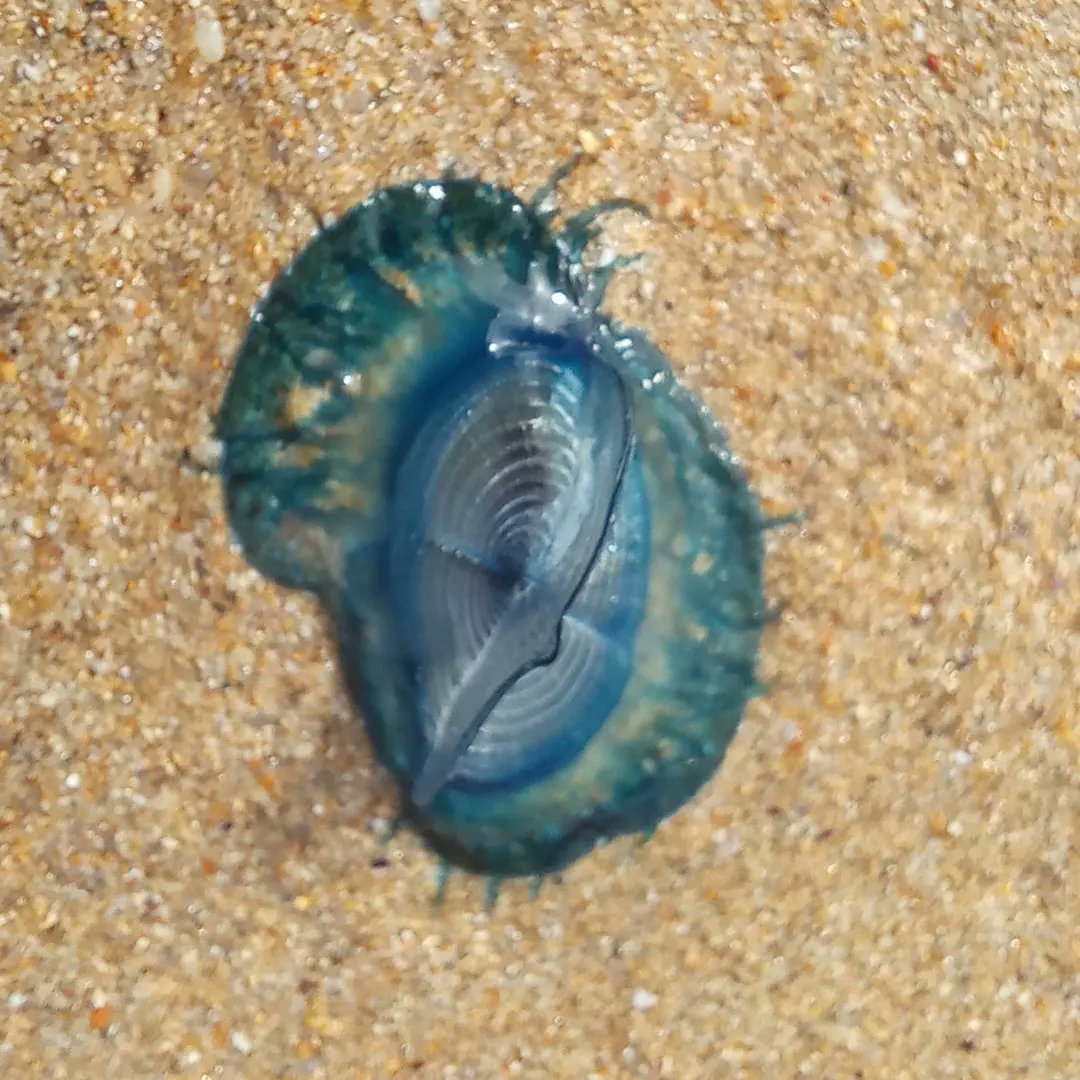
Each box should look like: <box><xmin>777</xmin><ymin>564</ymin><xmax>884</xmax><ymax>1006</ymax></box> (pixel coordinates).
<box><xmin>531</xmin><ymin>153</ymin><xmax>587</xmax><ymax>219</ymax></box>
<box><xmin>431</xmin><ymin>861</ymin><xmax>452</xmax><ymax>908</ymax></box>
<box><xmin>484</xmin><ymin>876</ymin><xmax>504</xmax><ymax>911</ymax></box>
<box><xmin>760</xmin><ymin>510</ymin><xmax>806</xmax><ymax>532</ymax></box>
<box><xmin>581</xmin><ymin>251</ymin><xmax>649</xmax><ymax>310</ymax></box>
<box><xmin>748</xmin><ymin>679</ymin><xmax>771</xmax><ymax>699</ymax></box>
<box><xmin>304</xmin><ymin>201</ymin><xmax>328</xmax><ymax>235</ymax></box>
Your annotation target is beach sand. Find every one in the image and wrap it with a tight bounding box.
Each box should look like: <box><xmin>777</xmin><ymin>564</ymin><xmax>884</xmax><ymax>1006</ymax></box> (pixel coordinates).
<box><xmin>2</xmin><ymin>1</ymin><xmax>1078</xmax><ymax>1076</ymax></box>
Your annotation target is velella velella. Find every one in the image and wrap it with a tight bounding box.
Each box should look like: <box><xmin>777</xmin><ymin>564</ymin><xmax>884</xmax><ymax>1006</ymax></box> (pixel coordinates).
<box><xmin>217</xmin><ymin>162</ymin><xmax>774</xmax><ymax>879</ymax></box>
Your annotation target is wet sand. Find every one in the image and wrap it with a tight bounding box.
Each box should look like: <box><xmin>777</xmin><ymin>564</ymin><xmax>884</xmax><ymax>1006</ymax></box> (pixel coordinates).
<box><xmin>2</xmin><ymin>1</ymin><xmax>1078</xmax><ymax>1077</ymax></box>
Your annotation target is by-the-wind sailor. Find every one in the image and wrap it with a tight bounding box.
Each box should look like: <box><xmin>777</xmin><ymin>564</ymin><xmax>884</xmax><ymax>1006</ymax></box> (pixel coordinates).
<box><xmin>217</xmin><ymin>164</ymin><xmax>775</xmax><ymax>878</ymax></box>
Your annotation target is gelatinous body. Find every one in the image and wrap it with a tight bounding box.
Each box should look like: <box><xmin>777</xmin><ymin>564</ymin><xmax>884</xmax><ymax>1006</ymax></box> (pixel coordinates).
<box><xmin>218</xmin><ymin>169</ymin><xmax>770</xmax><ymax>876</ymax></box>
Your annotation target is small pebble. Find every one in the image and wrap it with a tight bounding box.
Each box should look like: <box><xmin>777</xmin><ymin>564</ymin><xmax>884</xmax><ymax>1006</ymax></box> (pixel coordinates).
<box><xmin>874</xmin><ymin>181</ymin><xmax>916</xmax><ymax>221</ymax></box>
<box><xmin>230</xmin><ymin>1030</ymin><xmax>253</xmax><ymax>1055</ymax></box>
<box><xmin>632</xmin><ymin>989</ymin><xmax>658</xmax><ymax>1012</ymax></box>
<box><xmin>194</xmin><ymin>15</ymin><xmax>226</xmax><ymax>63</ymax></box>
<box><xmin>153</xmin><ymin>166</ymin><xmax>173</xmax><ymax>209</ymax></box>
<box><xmin>578</xmin><ymin>129</ymin><xmax>600</xmax><ymax>155</ymax></box>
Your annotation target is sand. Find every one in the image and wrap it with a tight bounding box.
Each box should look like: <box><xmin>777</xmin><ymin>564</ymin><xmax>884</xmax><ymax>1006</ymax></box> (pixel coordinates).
<box><xmin>2</xmin><ymin>1</ymin><xmax>1078</xmax><ymax>1077</ymax></box>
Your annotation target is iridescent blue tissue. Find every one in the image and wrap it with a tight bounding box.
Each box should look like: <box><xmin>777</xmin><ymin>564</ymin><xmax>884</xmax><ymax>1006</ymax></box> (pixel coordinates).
<box><xmin>217</xmin><ymin>166</ymin><xmax>772</xmax><ymax>877</ymax></box>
